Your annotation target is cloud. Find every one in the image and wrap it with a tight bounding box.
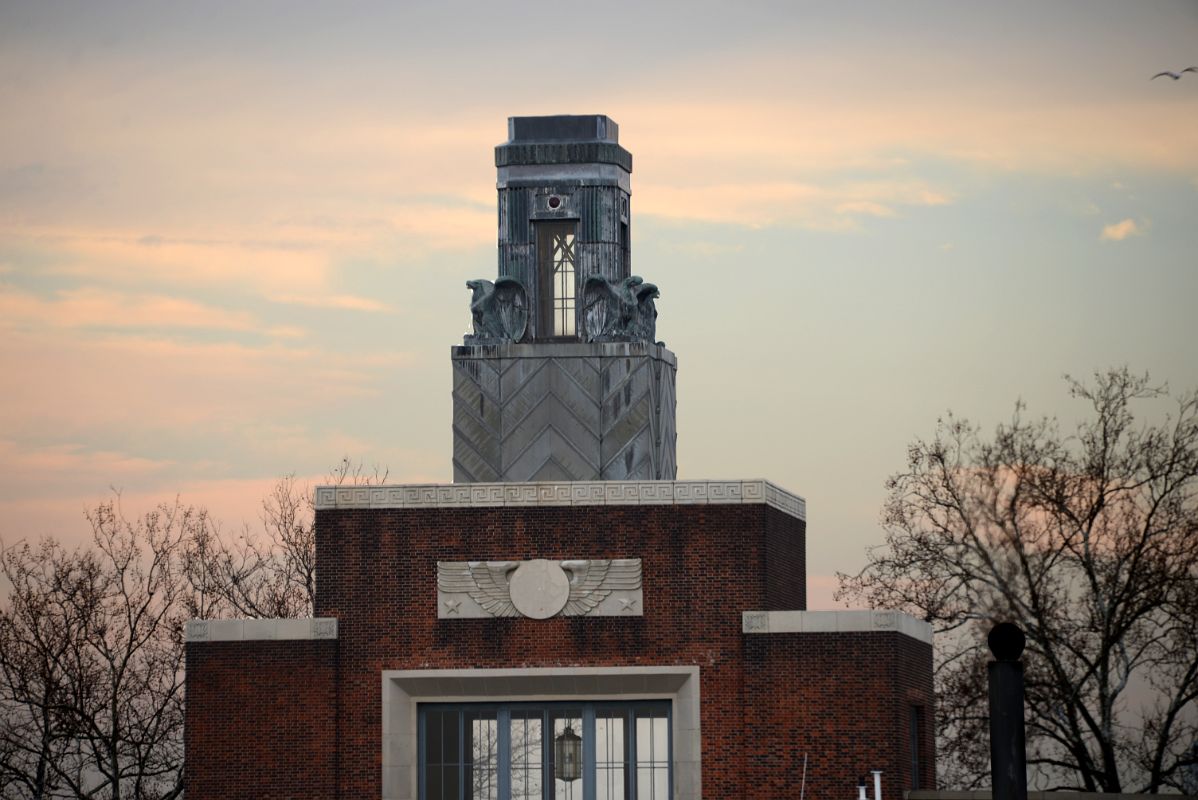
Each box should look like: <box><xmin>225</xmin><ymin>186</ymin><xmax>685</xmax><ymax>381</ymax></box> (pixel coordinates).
<box><xmin>835</xmin><ymin>201</ymin><xmax>897</xmax><ymax>218</ymax></box>
<box><xmin>1</xmin><ymin>226</ymin><xmax>335</xmax><ymax>296</ymax></box>
<box><xmin>269</xmin><ymin>293</ymin><xmax>393</xmax><ymax>313</ymax></box>
<box><xmin>1100</xmin><ymin>218</ymin><xmax>1145</xmax><ymax>242</ymax></box>
<box><xmin>0</xmin><ymin>285</ymin><xmax>267</xmax><ymax>333</ymax></box>
<box><xmin>664</xmin><ymin>240</ymin><xmax>746</xmax><ymax>258</ymax></box>
<box><xmin>0</xmin><ymin>329</ymin><xmax>406</xmax><ymax>444</ymax></box>
<box><xmin>637</xmin><ymin>178</ymin><xmax>952</xmax><ymax>230</ymax></box>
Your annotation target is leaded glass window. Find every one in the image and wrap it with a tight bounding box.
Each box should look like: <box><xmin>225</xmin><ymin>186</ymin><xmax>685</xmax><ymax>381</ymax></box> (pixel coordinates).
<box><xmin>537</xmin><ymin>221</ymin><xmax>577</xmax><ymax>338</ymax></box>
<box><xmin>419</xmin><ymin>701</ymin><xmax>670</xmax><ymax>800</ymax></box>
<box><xmin>551</xmin><ymin>231</ymin><xmax>576</xmax><ymax>336</ymax></box>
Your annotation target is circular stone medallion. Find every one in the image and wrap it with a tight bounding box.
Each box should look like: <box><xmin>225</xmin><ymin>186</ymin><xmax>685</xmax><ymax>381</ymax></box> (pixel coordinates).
<box><xmin>508</xmin><ymin>559</ymin><xmax>570</xmax><ymax>619</ymax></box>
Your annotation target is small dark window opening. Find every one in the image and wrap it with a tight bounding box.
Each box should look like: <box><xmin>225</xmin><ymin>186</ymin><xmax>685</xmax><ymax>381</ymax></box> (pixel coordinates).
<box><xmin>620</xmin><ymin>221</ymin><xmax>629</xmax><ymax>274</ymax></box>
<box><xmin>909</xmin><ymin>705</ymin><xmax>924</xmax><ymax>789</ymax></box>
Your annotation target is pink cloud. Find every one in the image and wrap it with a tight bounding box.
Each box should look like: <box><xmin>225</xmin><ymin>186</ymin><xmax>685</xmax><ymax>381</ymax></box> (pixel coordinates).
<box><xmin>0</xmin><ymin>286</ymin><xmax>268</xmax><ymax>333</ymax></box>
<box><xmin>1100</xmin><ymin>218</ymin><xmax>1145</xmax><ymax>241</ymax></box>
<box><xmin>268</xmin><ymin>293</ymin><xmax>393</xmax><ymax>313</ymax></box>
<box><xmin>0</xmin><ymin>329</ymin><xmax>405</xmax><ymax>442</ymax></box>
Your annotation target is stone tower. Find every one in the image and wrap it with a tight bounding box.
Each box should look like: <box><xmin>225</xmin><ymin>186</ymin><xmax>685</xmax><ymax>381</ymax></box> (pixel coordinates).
<box><xmin>452</xmin><ymin>114</ymin><xmax>678</xmax><ymax>482</ymax></box>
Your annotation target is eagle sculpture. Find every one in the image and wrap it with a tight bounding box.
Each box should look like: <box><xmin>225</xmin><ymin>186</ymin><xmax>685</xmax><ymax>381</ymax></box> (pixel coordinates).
<box><xmin>581</xmin><ymin>274</ymin><xmax>659</xmax><ymax>343</ymax></box>
<box><xmin>465</xmin><ymin>277</ymin><xmax>528</xmax><ymax>343</ymax></box>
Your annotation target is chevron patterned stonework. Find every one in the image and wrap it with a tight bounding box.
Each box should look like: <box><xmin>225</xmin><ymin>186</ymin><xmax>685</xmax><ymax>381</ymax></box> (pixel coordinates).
<box><xmin>452</xmin><ymin>341</ymin><xmax>677</xmax><ymax>482</ymax></box>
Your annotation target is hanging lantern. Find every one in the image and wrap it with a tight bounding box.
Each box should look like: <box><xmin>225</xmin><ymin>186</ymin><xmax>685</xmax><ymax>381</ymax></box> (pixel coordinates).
<box><xmin>554</xmin><ymin>724</ymin><xmax>582</xmax><ymax>782</ymax></box>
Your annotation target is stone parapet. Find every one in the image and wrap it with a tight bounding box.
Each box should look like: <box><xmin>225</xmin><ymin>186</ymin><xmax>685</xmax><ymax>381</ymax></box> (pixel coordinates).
<box><xmin>314</xmin><ymin>478</ymin><xmax>805</xmax><ymax>521</ymax></box>
<box><xmin>184</xmin><ymin>618</ymin><xmax>338</xmax><ymax>643</ymax></box>
<box><xmin>741</xmin><ymin>609</ymin><xmax>933</xmax><ymax>644</ymax></box>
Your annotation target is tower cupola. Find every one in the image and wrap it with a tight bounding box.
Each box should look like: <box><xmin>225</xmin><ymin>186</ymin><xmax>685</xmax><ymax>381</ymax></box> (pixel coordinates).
<box><xmin>495</xmin><ymin>114</ymin><xmax>633</xmax><ymax>341</ymax></box>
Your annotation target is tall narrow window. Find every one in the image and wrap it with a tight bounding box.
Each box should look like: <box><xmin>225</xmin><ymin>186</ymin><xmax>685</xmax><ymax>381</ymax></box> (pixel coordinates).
<box><xmin>634</xmin><ymin>708</ymin><xmax>669</xmax><ymax>800</ymax></box>
<box><xmin>619</xmin><ymin>221</ymin><xmax>629</xmax><ymax>275</ymax></box>
<box><xmin>909</xmin><ymin>705</ymin><xmax>924</xmax><ymax>789</ymax></box>
<box><xmin>469</xmin><ymin>710</ymin><xmax>500</xmax><ymax>800</ymax></box>
<box><xmin>551</xmin><ymin>709</ymin><xmax>583</xmax><ymax>800</ymax></box>
<box><xmin>510</xmin><ymin>709</ymin><xmax>543</xmax><ymax>800</ymax></box>
<box><xmin>595</xmin><ymin>711</ymin><xmax>627</xmax><ymax>800</ymax></box>
<box><xmin>425</xmin><ymin>708</ymin><xmax>461</xmax><ymax>800</ymax></box>
<box><xmin>537</xmin><ymin>222</ymin><xmax>577</xmax><ymax>337</ymax></box>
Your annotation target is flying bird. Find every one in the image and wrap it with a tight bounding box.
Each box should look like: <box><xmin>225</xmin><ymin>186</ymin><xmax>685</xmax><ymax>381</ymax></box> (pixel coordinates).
<box><xmin>1152</xmin><ymin>67</ymin><xmax>1197</xmax><ymax>80</ymax></box>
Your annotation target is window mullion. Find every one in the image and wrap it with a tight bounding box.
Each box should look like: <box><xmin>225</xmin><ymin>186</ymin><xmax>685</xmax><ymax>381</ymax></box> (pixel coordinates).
<box><xmin>627</xmin><ymin>709</ymin><xmax>636</xmax><ymax>800</ymax></box>
<box><xmin>582</xmin><ymin>706</ymin><xmax>596</xmax><ymax>800</ymax></box>
<box><xmin>541</xmin><ymin>708</ymin><xmax>552</xmax><ymax>800</ymax></box>
<box><xmin>498</xmin><ymin>707</ymin><xmax>511</xmax><ymax>800</ymax></box>
<box><xmin>419</xmin><ymin>710</ymin><xmax>427</xmax><ymax>800</ymax></box>
<box><xmin>459</xmin><ymin>710</ymin><xmax>466</xmax><ymax>800</ymax></box>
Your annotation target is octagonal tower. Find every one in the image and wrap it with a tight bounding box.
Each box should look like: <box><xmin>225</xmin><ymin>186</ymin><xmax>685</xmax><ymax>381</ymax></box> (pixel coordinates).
<box><xmin>452</xmin><ymin>115</ymin><xmax>677</xmax><ymax>482</ymax></box>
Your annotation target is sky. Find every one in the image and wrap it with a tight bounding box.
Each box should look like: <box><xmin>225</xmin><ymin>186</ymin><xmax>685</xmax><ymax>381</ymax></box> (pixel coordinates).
<box><xmin>1</xmin><ymin>0</ymin><xmax>1196</xmax><ymax>608</ymax></box>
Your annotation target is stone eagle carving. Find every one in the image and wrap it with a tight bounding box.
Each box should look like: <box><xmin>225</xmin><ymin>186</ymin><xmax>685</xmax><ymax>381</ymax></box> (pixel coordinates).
<box><xmin>437</xmin><ymin>559</ymin><xmax>642</xmax><ymax>618</ymax></box>
<box><xmin>465</xmin><ymin>277</ymin><xmax>528</xmax><ymax>343</ymax></box>
<box><xmin>581</xmin><ymin>275</ymin><xmax>659</xmax><ymax>343</ymax></box>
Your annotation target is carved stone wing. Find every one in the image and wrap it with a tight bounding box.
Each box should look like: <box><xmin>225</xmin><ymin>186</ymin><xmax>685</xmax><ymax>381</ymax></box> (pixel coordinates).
<box><xmin>492</xmin><ymin>277</ymin><xmax>528</xmax><ymax>342</ymax></box>
<box><xmin>581</xmin><ymin>275</ymin><xmax>618</xmax><ymax>342</ymax></box>
<box><xmin>561</xmin><ymin>559</ymin><xmax>642</xmax><ymax>616</ymax></box>
<box><xmin>437</xmin><ymin>561</ymin><xmax>518</xmax><ymax>617</ymax></box>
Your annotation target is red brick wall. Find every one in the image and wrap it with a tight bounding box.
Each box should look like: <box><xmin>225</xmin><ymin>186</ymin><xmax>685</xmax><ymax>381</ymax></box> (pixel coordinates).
<box><xmin>763</xmin><ymin>505</ymin><xmax>807</xmax><ymax>610</ymax></box>
<box><xmin>312</xmin><ymin>503</ymin><xmax>804</xmax><ymax>798</ymax></box>
<box><xmin>185</xmin><ymin>640</ymin><xmax>338</xmax><ymax>799</ymax></box>
<box><xmin>186</xmin><ymin>504</ymin><xmax>933</xmax><ymax>799</ymax></box>
<box><xmin>743</xmin><ymin>631</ymin><xmax>936</xmax><ymax>800</ymax></box>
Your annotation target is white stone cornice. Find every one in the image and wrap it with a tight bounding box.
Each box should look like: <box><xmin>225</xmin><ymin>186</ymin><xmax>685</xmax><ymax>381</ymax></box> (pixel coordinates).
<box><xmin>312</xmin><ymin>479</ymin><xmax>806</xmax><ymax>521</ymax></box>
<box><xmin>741</xmin><ymin>610</ymin><xmax>933</xmax><ymax>645</ymax></box>
<box><xmin>185</xmin><ymin>617</ymin><xmax>338</xmax><ymax>643</ymax></box>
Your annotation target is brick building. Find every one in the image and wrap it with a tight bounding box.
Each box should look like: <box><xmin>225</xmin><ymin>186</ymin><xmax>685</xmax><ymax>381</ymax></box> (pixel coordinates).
<box><xmin>185</xmin><ymin>115</ymin><xmax>934</xmax><ymax>800</ymax></box>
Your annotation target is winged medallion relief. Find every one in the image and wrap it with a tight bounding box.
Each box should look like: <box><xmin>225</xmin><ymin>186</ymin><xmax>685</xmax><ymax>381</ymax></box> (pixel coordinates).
<box><xmin>436</xmin><ymin>558</ymin><xmax>642</xmax><ymax>619</ymax></box>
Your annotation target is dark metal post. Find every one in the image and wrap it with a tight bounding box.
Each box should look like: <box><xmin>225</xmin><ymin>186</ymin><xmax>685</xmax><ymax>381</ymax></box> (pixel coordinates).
<box><xmin>988</xmin><ymin>622</ymin><xmax>1028</xmax><ymax>800</ymax></box>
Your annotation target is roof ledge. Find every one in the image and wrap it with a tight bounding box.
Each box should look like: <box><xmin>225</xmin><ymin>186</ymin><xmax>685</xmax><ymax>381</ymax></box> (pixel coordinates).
<box><xmin>313</xmin><ymin>479</ymin><xmax>805</xmax><ymax>521</ymax></box>
<box><xmin>742</xmin><ymin>610</ymin><xmax>932</xmax><ymax>645</ymax></box>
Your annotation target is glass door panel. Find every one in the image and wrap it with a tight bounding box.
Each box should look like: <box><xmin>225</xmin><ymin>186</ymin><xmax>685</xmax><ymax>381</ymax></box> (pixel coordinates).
<box><xmin>550</xmin><ymin>709</ymin><xmax>583</xmax><ymax>800</ymax></box>
<box><xmin>509</xmin><ymin>710</ymin><xmax>543</xmax><ymax>800</ymax></box>
<box><xmin>595</xmin><ymin>712</ymin><xmax>627</xmax><ymax>800</ymax></box>
<box><xmin>467</xmin><ymin>710</ymin><xmax>499</xmax><ymax>800</ymax></box>
<box><xmin>634</xmin><ymin>709</ymin><xmax>669</xmax><ymax>800</ymax></box>
<box><xmin>426</xmin><ymin>707</ymin><xmax>461</xmax><ymax>800</ymax></box>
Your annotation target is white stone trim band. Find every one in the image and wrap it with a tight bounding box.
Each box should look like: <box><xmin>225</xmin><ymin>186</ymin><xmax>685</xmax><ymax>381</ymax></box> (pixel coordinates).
<box><xmin>185</xmin><ymin>617</ymin><xmax>338</xmax><ymax>643</ymax></box>
<box><xmin>314</xmin><ymin>479</ymin><xmax>805</xmax><ymax>521</ymax></box>
<box><xmin>742</xmin><ymin>610</ymin><xmax>933</xmax><ymax>645</ymax></box>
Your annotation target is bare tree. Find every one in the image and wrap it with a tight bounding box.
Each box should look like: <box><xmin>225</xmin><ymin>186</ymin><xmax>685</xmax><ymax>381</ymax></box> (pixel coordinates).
<box><xmin>0</xmin><ymin>540</ymin><xmax>97</xmax><ymax>799</ymax></box>
<box><xmin>0</xmin><ymin>499</ymin><xmax>211</xmax><ymax>800</ymax></box>
<box><xmin>1</xmin><ymin>459</ymin><xmax>388</xmax><ymax>798</ymax></box>
<box><xmin>838</xmin><ymin>368</ymin><xmax>1198</xmax><ymax>792</ymax></box>
<box><xmin>184</xmin><ymin>457</ymin><xmax>387</xmax><ymax>618</ymax></box>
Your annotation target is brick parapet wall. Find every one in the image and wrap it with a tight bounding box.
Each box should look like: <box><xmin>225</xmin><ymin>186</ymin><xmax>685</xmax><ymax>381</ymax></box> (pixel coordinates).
<box><xmin>185</xmin><ymin>639</ymin><xmax>338</xmax><ymax>799</ymax></box>
<box><xmin>313</xmin><ymin>503</ymin><xmax>804</xmax><ymax>798</ymax></box>
<box><xmin>743</xmin><ymin>631</ymin><xmax>935</xmax><ymax>800</ymax></box>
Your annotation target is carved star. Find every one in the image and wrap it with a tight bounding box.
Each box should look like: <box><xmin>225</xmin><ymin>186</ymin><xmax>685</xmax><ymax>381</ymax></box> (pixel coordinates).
<box><xmin>443</xmin><ymin>598</ymin><xmax>461</xmax><ymax>615</ymax></box>
<box><xmin>618</xmin><ymin>597</ymin><xmax>638</xmax><ymax>613</ymax></box>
